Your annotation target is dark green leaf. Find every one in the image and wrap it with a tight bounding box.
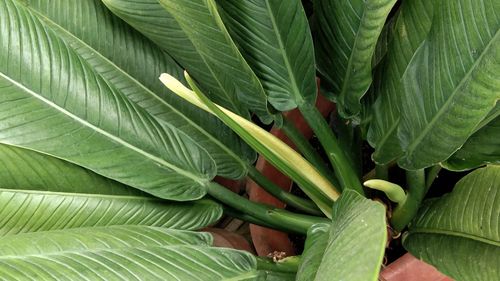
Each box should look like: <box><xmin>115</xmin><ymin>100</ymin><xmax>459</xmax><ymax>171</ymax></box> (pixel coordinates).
<box><xmin>0</xmin><ymin>144</ymin><xmax>142</xmax><ymax>195</ymax></box>
<box><xmin>314</xmin><ymin>0</ymin><xmax>397</xmax><ymax>117</ymax></box>
<box><xmin>398</xmin><ymin>0</ymin><xmax>500</xmax><ymax>169</ymax></box>
<box><xmin>218</xmin><ymin>0</ymin><xmax>317</xmax><ymax>111</ymax></box>
<box><xmin>23</xmin><ymin>0</ymin><xmax>254</xmax><ymax>179</ymax></box>
<box><xmin>157</xmin><ymin>0</ymin><xmax>271</xmax><ymax>121</ymax></box>
<box><xmin>404</xmin><ymin>166</ymin><xmax>500</xmax><ymax>281</ymax></box>
<box><xmin>444</xmin><ymin>107</ymin><xmax>500</xmax><ymax>170</ymax></box>
<box><xmin>0</xmin><ymin>0</ymin><xmax>215</xmax><ymax>200</ymax></box>
<box><xmin>367</xmin><ymin>0</ymin><xmax>435</xmax><ymax>164</ymax></box>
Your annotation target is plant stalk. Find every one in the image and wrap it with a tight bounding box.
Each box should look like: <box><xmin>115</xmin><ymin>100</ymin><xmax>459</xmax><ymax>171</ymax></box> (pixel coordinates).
<box><xmin>390</xmin><ymin>169</ymin><xmax>426</xmax><ymax>231</ymax></box>
<box><xmin>298</xmin><ymin>103</ymin><xmax>363</xmax><ymax>194</ymax></box>
<box><xmin>256</xmin><ymin>256</ymin><xmax>300</xmax><ymax>273</ymax></box>
<box><xmin>207</xmin><ymin>182</ymin><xmax>327</xmax><ymax>234</ymax></box>
<box><xmin>425</xmin><ymin>165</ymin><xmax>442</xmax><ymax>189</ymax></box>
<box><xmin>279</xmin><ymin>117</ymin><xmax>340</xmax><ymax>187</ymax></box>
<box><xmin>375</xmin><ymin>163</ymin><xmax>389</xmax><ymax>181</ymax></box>
<box><xmin>247</xmin><ymin>166</ymin><xmax>322</xmax><ymax>215</ymax></box>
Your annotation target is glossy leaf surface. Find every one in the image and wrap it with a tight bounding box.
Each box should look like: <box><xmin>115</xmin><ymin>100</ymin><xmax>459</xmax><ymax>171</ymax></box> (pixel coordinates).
<box><xmin>218</xmin><ymin>0</ymin><xmax>316</xmax><ymax>111</ymax></box>
<box><xmin>0</xmin><ymin>0</ymin><xmax>215</xmax><ymax>200</ymax></box>
<box><xmin>398</xmin><ymin>0</ymin><xmax>500</xmax><ymax>169</ymax></box>
<box><xmin>23</xmin><ymin>0</ymin><xmax>253</xmax><ymax>179</ymax></box>
<box><xmin>404</xmin><ymin>166</ymin><xmax>500</xmax><ymax>281</ymax></box>
<box><xmin>314</xmin><ymin>0</ymin><xmax>397</xmax><ymax>117</ymax></box>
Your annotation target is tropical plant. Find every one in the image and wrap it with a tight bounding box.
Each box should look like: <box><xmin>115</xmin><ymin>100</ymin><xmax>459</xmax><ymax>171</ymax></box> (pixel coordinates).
<box><xmin>0</xmin><ymin>0</ymin><xmax>498</xmax><ymax>280</ymax></box>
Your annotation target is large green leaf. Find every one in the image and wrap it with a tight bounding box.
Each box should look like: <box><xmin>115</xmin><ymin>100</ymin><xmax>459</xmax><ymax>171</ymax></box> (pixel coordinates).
<box><xmin>0</xmin><ymin>188</ymin><xmax>222</xmax><ymax>235</ymax></box>
<box><xmin>217</xmin><ymin>0</ymin><xmax>316</xmax><ymax>111</ymax></box>
<box><xmin>398</xmin><ymin>0</ymin><xmax>500</xmax><ymax>169</ymax></box>
<box><xmin>367</xmin><ymin>0</ymin><xmax>435</xmax><ymax>164</ymax></box>
<box><xmin>404</xmin><ymin>166</ymin><xmax>500</xmax><ymax>281</ymax></box>
<box><xmin>444</xmin><ymin>112</ymin><xmax>500</xmax><ymax>170</ymax></box>
<box><xmin>22</xmin><ymin>0</ymin><xmax>253</xmax><ymax>180</ymax></box>
<box><xmin>0</xmin><ymin>227</ymin><xmax>262</xmax><ymax>280</ymax></box>
<box><xmin>0</xmin><ymin>0</ymin><xmax>215</xmax><ymax>200</ymax></box>
<box><xmin>314</xmin><ymin>0</ymin><xmax>397</xmax><ymax>117</ymax></box>
<box><xmin>157</xmin><ymin>0</ymin><xmax>271</xmax><ymax>121</ymax></box>
<box><xmin>100</xmin><ymin>0</ymin><xmax>249</xmax><ymax>119</ymax></box>
<box><xmin>0</xmin><ymin>144</ymin><xmax>142</xmax><ymax>195</ymax></box>
<box><xmin>0</xmin><ymin>226</ymin><xmax>212</xmax><ymax>255</ymax></box>
<box><xmin>295</xmin><ymin>223</ymin><xmax>329</xmax><ymax>281</ymax></box>
<box><xmin>296</xmin><ymin>191</ymin><xmax>387</xmax><ymax>281</ymax></box>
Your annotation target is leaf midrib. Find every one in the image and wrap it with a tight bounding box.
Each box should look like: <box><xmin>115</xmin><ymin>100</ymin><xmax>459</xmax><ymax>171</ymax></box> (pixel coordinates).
<box><xmin>264</xmin><ymin>0</ymin><xmax>306</xmax><ymax>107</ymax></box>
<box><xmin>404</xmin><ymin>29</ymin><xmax>500</xmax><ymax>156</ymax></box>
<box><xmin>409</xmin><ymin>228</ymin><xmax>500</xmax><ymax>247</ymax></box>
<box><xmin>28</xmin><ymin>6</ymin><xmax>247</xmax><ymax>175</ymax></box>
<box><xmin>0</xmin><ymin>72</ymin><xmax>207</xmax><ymax>185</ymax></box>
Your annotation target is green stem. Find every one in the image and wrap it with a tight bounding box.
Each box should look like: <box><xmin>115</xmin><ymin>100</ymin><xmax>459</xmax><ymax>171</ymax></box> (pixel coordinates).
<box><xmin>247</xmin><ymin>166</ymin><xmax>322</xmax><ymax>215</ymax></box>
<box><xmin>298</xmin><ymin>103</ymin><xmax>363</xmax><ymax>194</ymax></box>
<box><xmin>425</xmin><ymin>165</ymin><xmax>442</xmax><ymax>189</ymax></box>
<box><xmin>256</xmin><ymin>256</ymin><xmax>300</xmax><ymax>273</ymax></box>
<box><xmin>207</xmin><ymin>182</ymin><xmax>327</xmax><ymax>234</ymax></box>
<box><xmin>279</xmin><ymin>118</ymin><xmax>340</xmax><ymax>187</ymax></box>
<box><xmin>390</xmin><ymin>169</ymin><xmax>426</xmax><ymax>231</ymax></box>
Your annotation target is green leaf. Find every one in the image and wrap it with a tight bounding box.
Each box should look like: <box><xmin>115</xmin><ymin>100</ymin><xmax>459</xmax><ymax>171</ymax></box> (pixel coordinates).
<box><xmin>0</xmin><ymin>242</ymin><xmax>261</xmax><ymax>280</ymax></box>
<box><xmin>404</xmin><ymin>166</ymin><xmax>500</xmax><ymax>281</ymax></box>
<box><xmin>23</xmin><ymin>0</ymin><xmax>253</xmax><ymax>180</ymax></box>
<box><xmin>157</xmin><ymin>0</ymin><xmax>271</xmax><ymax>121</ymax></box>
<box><xmin>0</xmin><ymin>0</ymin><xmax>215</xmax><ymax>200</ymax></box>
<box><xmin>296</xmin><ymin>223</ymin><xmax>329</xmax><ymax>281</ymax></box>
<box><xmin>367</xmin><ymin>0</ymin><xmax>435</xmax><ymax>164</ymax></box>
<box><xmin>398</xmin><ymin>0</ymin><xmax>500</xmax><ymax>169</ymax></box>
<box><xmin>314</xmin><ymin>0</ymin><xmax>398</xmax><ymax>117</ymax></box>
<box><xmin>218</xmin><ymin>0</ymin><xmax>316</xmax><ymax>111</ymax></box>
<box><xmin>101</xmin><ymin>0</ymin><xmax>272</xmax><ymax>122</ymax></box>
<box><xmin>0</xmin><ymin>144</ymin><xmax>142</xmax><ymax>195</ymax></box>
<box><xmin>0</xmin><ymin>225</ymin><xmax>213</xmax><ymax>255</ymax></box>
<box><xmin>444</xmin><ymin>111</ymin><xmax>500</xmax><ymax>171</ymax></box>
<box><xmin>0</xmin><ymin>188</ymin><xmax>222</xmax><ymax>235</ymax></box>
<box><xmin>297</xmin><ymin>191</ymin><xmax>387</xmax><ymax>281</ymax></box>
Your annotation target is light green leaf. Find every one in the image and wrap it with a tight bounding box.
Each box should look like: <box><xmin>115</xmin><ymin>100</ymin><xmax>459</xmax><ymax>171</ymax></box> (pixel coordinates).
<box><xmin>0</xmin><ymin>244</ymin><xmax>261</xmax><ymax>280</ymax></box>
<box><xmin>297</xmin><ymin>191</ymin><xmax>387</xmax><ymax>281</ymax></box>
<box><xmin>398</xmin><ymin>0</ymin><xmax>500</xmax><ymax>169</ymax></box>
<box><xmin>0</xmin><ymin>188</ymin><xmax>222</xmax><ymax>235</ymax></box>
<box><xmin>404</xmin><ymin>166</ymin><xmax>500</xmax><ymax>281</ymax></box>
<box><xmin>314</xmin><ymin>0</ymin><xmax>397</xmax><ymax>117</ymax></box>
<box><xmin>23</xmin><ymin>0</ymin><xmax>253</xmax><ymax>179</ymax></box>
<box><xmin>0</xmin><ymin>0</ymin><xmax>215</xmax><ymax>200</ymax></box>
<box><xmin>218</xmin><ymin>0</ymin><xmax>316</xmax><ymax>111</ymax></box>
<box><xmin>0</xmin><ymin>225</ymin><xmax>213</xmax><ymax>255</ymax></box>
<box><xmin>0</xmin><ymin>144</ymin><xmax>142</xmax><ymax>195</ymax></box>
<box><xmin>444</xmin><ymin>111</ymin><xmax>500</xmax><ymax>170</ymax></box>
<box><xmin>157</xmin><ymin>0</ymin><xmax>271</xmax><ymax>121</ymax></box>
<box><xmin>367</xmin><ymin>0</ymin><xmax>435</xmax><ymax>164</ymax></box>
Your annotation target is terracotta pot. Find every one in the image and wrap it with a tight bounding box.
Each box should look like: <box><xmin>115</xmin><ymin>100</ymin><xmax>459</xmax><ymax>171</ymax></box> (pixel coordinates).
<box><xmin>247</xmin><ymin>82</ymin><xmax>335</xmax><ymax>257</ymax></box>
<box><xmin>206</xmin><ymin>227</ymin><xmax>255</xmax><ymax>254</ymax></box>
<box><xmin>380</xmin><ymin>253</ymin><xmax>453</xmax><ymax>281</ymax></box>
